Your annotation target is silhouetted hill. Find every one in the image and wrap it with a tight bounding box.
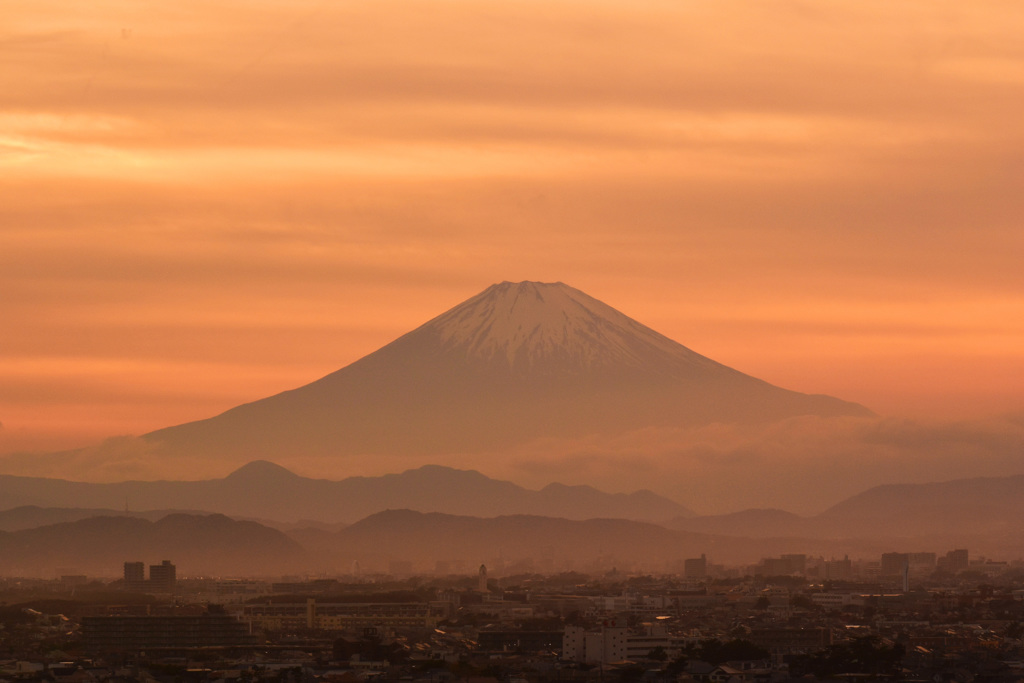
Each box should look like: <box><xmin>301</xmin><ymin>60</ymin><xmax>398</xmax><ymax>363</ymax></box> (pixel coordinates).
<box><xmin>662</xmin><ymin>474</ymin><xmax>1024</xmax><ymax>557</ymax></box>
<box><xmin>288</xmin><ymin>510</ymin><xmax>892</xmax><ymax>570</ymax></box>
<box><xmin>0</xmin><ymin>462</ymin><xmax>692</xmax><ymax>524</ymax></box>
<box><xmin>815</xmin><ymin>474</ymin><xmax>1024</xmax><ymax>538</ymax></box>
<box><xmin>10</xmin><ymin>470</ymin><xmax>1024</xmax><ymax>576</ymax></box>
<box><xmin>140</xmin><ymin>281</ymin><xmax>870</xmax><ymax>462</ymax></box>
<box><xmin>331</xmin><ymin>510</ymin><xmax>701</xmax><ymax>569</ymax></box>
<box><xmin>0</xmin><ymin>513</ymin><xmax>306</xmax><ymax>577</ymax></box>
<box><xmin>0</xmin><ymin>506</ymin><xmax>218</xmax><ymax>532</ymax></box>
<box><xmin>665</xmin><ymin>509</ymin><xmax>810</xmax><ymax>537</ymax></box>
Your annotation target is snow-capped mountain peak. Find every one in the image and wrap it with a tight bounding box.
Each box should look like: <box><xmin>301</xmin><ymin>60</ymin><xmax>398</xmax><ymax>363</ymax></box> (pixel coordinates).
<box><xmin>142</xmin><ymin>280</ymin><xmax>872</xmax><ymax>461</ymax></box>
<box><xmin>409</xmin><ymin>280</ymin><xmax>715</xmax><ymax>375</ymax></box>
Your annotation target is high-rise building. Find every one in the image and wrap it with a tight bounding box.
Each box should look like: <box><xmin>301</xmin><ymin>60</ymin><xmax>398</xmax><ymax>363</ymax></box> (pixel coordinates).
<box><xmin>684</xmin><ymin>554</ymin><xmax>707</xmax><ymax>579</ymax></box>
<box><xmin>940</xmin><ymin>549</ymin><xmax>969</xmax><ymax>574</ymax></box>
<box><xmin>908</xmin><ymin>552</ymin><xmax>937</xmax><ymax>569</ymax></box>
<box><xmin>478</xmin><ymin>564</ymin><xmax>488</xmax><ymax>593</ymax></box>
<box><xmin>880</xmin><ymin>552</ymin><xmax>910</xmax><ymax>577</ymax></box>
<box><xmin>149</xmin><ymin>560</ymin><xmax>176</xmax><ymax>592</ymax></box>
<box><xmin>781</xmin><ymin>554</ymin><xmax>807</xmax><ymax>575</ymax></box>
<box><xmin>761</xmin><ymin>555</ymin><xmax>805</xmax><ymax>576</ymax></box>
<box><xmin>825</xmin><ymin>556</ymin><xmax>852</xmax><ymax>580</ymax></box>
<box><xmin>123</xmin><ymin>561</ymin><xmax>146</xmax><ymax>591</ymax></box>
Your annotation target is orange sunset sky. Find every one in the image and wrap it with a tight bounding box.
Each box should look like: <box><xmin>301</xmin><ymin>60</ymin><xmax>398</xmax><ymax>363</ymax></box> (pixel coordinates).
<box><xmin>3</xmin><ymin>1</ymin><xmax>1023</xmax><ymax>472</ymax></box>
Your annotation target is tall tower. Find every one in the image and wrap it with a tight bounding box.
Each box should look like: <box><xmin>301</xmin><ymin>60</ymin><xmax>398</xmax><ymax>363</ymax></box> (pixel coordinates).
<box><xmin>948</xmin><ymin>549</ymin><xmax>969</xmax><ymax>573</ymax></box>
<box><xmin>123</xmin><ymin>561</ymin><xmax>145</xmax><ymax>591</ymax></box>
<box><xmin>478</xmin><ymin>564</ymin><xmax>488</xmax><ymax>593</ymax></box>
<box><xmin>684</xmin><ymin>554</ymin><xmax>707</xmax><ymax>579</ymax></box>
<box><xmin>149</xmin><ymin>560</ymin><xmax>176</xmax><ymax>592</ymax></box>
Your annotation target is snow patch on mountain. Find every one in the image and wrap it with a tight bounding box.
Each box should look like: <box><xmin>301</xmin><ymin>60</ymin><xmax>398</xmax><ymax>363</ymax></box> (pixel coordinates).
<box><xmin>417</xmin><ymin>281</ymin><xmax>721</xmax><ymax>374</ymax></box>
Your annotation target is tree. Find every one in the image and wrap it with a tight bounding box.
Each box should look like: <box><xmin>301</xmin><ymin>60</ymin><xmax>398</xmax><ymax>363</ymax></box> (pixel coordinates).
<box><xmin>665</xmin><ymin>655</ymin><xmax>689</xmax><ymax>677</ymax></box>
<box><xmin>791</xmin><ymin>635</ymin><xmax>905</xmax><ymax>677</ymax></box>
<box><xmin>789</xmin><ymin>594</ymin><xmax>816</xmax><ymax>610</ymax></box>
<box><xmin>647</xmin><ymin>646</ymin><xmax>667</xmax><ymax>661</ymax></box>
<box><xmin>697</xmin><ymin>639</ymin><xmax>769</xmax><ymax>665</ymax></box>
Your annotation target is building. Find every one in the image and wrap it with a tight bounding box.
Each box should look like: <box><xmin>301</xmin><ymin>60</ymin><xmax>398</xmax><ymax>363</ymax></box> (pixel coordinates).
<box><xmin>880</xmin><ymin>553</ymin><xmax>909</xmax><ymax>577</ymax></box>
<box><xmin>759</xmin><ymin>555</ymin><xmax>806</xmax><ymax>576</ymax></box>
<box><xmin>624</xmin><ymin>623</ymin><xmax>693</xmax><ymax>661</ymax></box>
<box><xmin>123</xmin><ymin>561</ymin><xmax>146</xmax><ymax>591</ymax></box>
<box><xmin>908</xmin><ymin>552</ymin><xmax>936</xmax><ymax>571</ymax></box>
<box><xmin>824</xmin><ymin>556</ymin><xmax>852</xmax><ymax>580</ymax></box>
<box><xmin>810</xmin><ymin>592</ymin><xmax>853</xmax><ymax>610</ymax></box>
<box><xmin>149</xmin><ymin>560</ymin><xmax>176</xmax><ymax>592</ymax></box>
<box><xmin>675</xmin><ymin>591</ymin><xmax>724</xmax><ymax>608</ymax></box>
<box><xmin>82</xmin><ymin>615</ymin><xmax>255</xmax><ymax>652</ymax></box>
<box><xmin>563</xmin><ymin>622</ymin><xmax>627</xmax><ymax>664</ymax></box>
<box><xmin>937</xmin><ymin>549</ymin><xmax>969</xmax><ymax>574</ymax></box>
<box><xmin>478</xmin><ymin>564</ymin><xmax>488</xmax><ymax>593</ymax></box>
<box><xmin>238</xmin><ymin>600</ymin><xmax>439</xmax><ymax>632</ymax></box>
<box><xmin>563</xmin><ymin>622</ymin><xmax>692</xmax><ymax>664</ymax></box>
<box><xmin>478</xmin><ymin>630</ymin><xmax>563</xmax><ymax>653</ymax></box>
<box><xmin>781</xmin><ymin>554</ymin><xmax>808</xmax><ymax>575</ymax></box>
<box><xmin>684</xmin><ymin>554</ymin><xmax>707</xmax><ymax>579</ymax></box>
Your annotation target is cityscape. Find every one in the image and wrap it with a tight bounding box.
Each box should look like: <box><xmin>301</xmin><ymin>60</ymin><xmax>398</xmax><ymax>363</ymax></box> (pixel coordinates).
<box><xmin>6</xmin><ymin>547</ymin><xmax>1024</xmax><ymax>683</ymax></box>
<box><xmin>2</xmin><ymin>282</ymin><xmax>1023</xmax><ymax>683</ymax></box>
<box><xmin>5</xmin><ymin>1</ymin><xmax>1024</xmax><ymax>682</ymax></box>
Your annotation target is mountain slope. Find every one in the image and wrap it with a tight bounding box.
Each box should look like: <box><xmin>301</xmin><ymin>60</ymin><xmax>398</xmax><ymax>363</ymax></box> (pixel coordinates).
<box><xmin>0</xmin><ymin>506</ymin><xmax>213</xmax><ymax>532</ymax></box>
<box><xmin>0</xmin><ymin>461</ymin><xmax>693</xmax><ymax>524</ymax></box>
<box><xmin>665</xmin><ymin>508</ymin><xmax>812</xmax><ymax>537</ymax></box>
<box><xmin>815</xmin><ymin>474</ymin><xmax>1024</xmax><ymax>538</ymax></box>
<box><xmin>664</xmin><ymin>474</ymin><xmax>1024</xmax><ymax>554</ymax></box>
<box><xmin>142</xmin><ymin>281</ymin><xmax>870</xmax><ymax>460</ymax></box>
<box><xmin>288</xmin><ymin>509</ymin><xmax>891</xmax><ymax>570</ymax></box>
<box><xmin>0</xmin><ymin>513</ymin><xmax>306</xmax><ymax>577</ymax></box>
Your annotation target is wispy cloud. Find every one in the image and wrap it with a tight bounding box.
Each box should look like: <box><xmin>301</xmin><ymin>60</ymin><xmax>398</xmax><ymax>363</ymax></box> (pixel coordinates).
<box><xmin>2</xmin><ymin>0</ymin><xmax>1023</xmax><ymax>457</ymax></box>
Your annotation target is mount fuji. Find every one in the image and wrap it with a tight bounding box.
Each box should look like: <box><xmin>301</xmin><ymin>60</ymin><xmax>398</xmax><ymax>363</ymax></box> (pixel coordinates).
<box><xmin>141</xmin><ymin>281</ymin><xmax>871</xmax><ymax>461</ymax></box>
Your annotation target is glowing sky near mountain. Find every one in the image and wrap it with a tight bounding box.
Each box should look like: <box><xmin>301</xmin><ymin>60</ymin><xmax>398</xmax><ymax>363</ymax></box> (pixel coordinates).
<box><xmin>3</xmin><ymin>0</ymin><xmax>1024</xmax><ymax>459</ymax></box>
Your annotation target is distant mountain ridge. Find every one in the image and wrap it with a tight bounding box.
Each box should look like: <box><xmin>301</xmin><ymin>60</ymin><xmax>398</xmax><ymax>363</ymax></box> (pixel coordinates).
<box><xmin>8</xmin><ymin>470</ymin><xmax>1024</xmax><ymax>576</ymax></box>
<box><xmin>0</xmin><ymin>461</ymin><xmax>693</xmax><ymax>524</ymax></box>
<box><xmin>8</xmin><ymin>467</ymin><xmax>1024</xmax><ymax>549</ymax></box>
<box><xmin>4</xmin><ymin>503</ymin><xmax>1021</xmax><ymax>578</ymax></box>
<box><xmin>294</xmin><ymin>508</ymin><xmax>985</xmax><ymax>570</ymax></box>
<box><xmin>0</xmin><ymin>510</ymin><xmax>854</xmax><ymax>576</ymax></box>
<box><xmin>0</xmin><ymin>513</ymin><xmax>306</xmax><ymax>576</ymax></box>
<box><xmin>0</xmin><ymin>506</ymin><xmax>214</xmax><ymax>533</ymax></box>
<box><xmin>138</xmin><ymin>281</ymin><xmax>871</xmax><ymax>462</ymax></box>
<box><xmin>666</xmin><ymin>473</ymin><xmax>1024</xmax><ymax>547</ymax></box>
